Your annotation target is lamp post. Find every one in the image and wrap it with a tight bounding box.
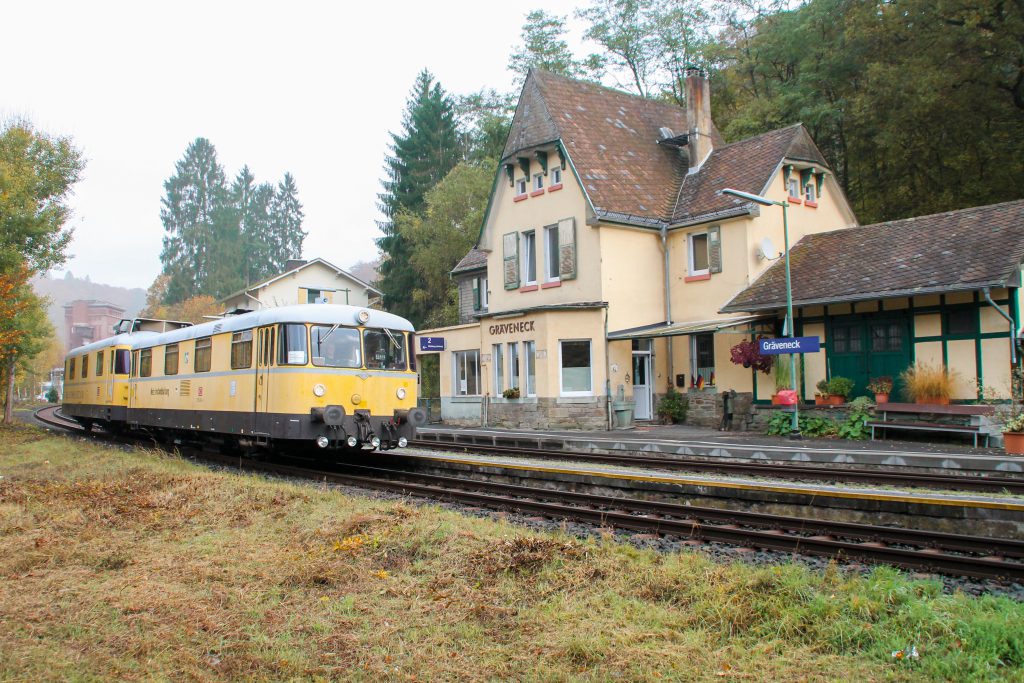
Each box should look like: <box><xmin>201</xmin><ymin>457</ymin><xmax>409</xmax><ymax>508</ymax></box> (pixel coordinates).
<box><xmin>722</xmin><ymin>187</ymin><xmax>800</xmax><ymax>437</ymax></box>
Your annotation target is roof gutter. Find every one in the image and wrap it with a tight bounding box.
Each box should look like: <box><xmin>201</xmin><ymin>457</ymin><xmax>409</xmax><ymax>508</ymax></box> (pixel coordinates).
<box><xmin>983</xmin><ymin>286</ymin><xmax>1018</xmax><ymax>366</ymax></box>
<box><xmin>721</xmin><ymin>282</ymin><xmax>1006</xmax><ymax>314</ymax></box>
<box><xmin>667</xmin><ymin>205</ymin><xmax>755</xmax><ymax>231</ymax></box>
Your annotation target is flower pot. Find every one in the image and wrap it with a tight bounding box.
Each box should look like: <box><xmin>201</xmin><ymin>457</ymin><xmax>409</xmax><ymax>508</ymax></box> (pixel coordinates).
<box><xmin>771</xmin><ymin>394</ymin><xmax>782</xmax><ymax>406</ymax></box>
<box><xmin>914</xmin><ymin>397</ymin><xmax>950</xmax><ymax>406</ymax></box>
<box><xmin>828</xmin><ymin>395</ymin><xmax>844</xmax><ymax>405</ymax></box>
<box><xmin>1004</xmin><ymin>432</ymin><xmax>1024</xmax><ymax>455</ymax></box>
<box><xmin>815</xmin><ymin>395</ymin><xmax>829</xmax><ymax>406</ymax></box>
<box><xmin>874</xmin><ymin>393</ymin><xmax>890</xmax><ymax>404</ymax></box>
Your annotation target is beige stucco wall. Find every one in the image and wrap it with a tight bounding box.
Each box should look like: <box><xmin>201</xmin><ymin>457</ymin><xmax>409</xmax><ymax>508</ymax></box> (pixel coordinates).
<box><xmin>599</xmin><ymin>227</ymin><xmax>664</xmax><ymax>331</ymax></box>
<box><xmin>222</xmin><ymin>261</ymin><xmax>375</xmax><ymax>311</ymax></box>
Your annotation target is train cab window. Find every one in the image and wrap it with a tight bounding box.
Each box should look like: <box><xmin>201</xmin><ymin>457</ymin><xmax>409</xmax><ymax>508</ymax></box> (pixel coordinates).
<box><xmin>164</xmin><ymin>344</ymin><xmax>179</xmax><ymax>375</ymax></box>
<box><xmin>68</xmin><ymin>358</ymin><xmax>75</xmax><ymax>380</ymax></box>
<box><xmin>312</xmin><ymin>326</ymin><xmax>361</xmax><ymax>368</ymax></box>
<box><xmin>115</xmin><ymin>350</ymin><xmax>131</xmax><ymax>375</ymax></box>
<box><xmin>95</xmin><ymin>351</ymin><xmax>104</xmax><ymax>377</ymax></box>
<box><xmin>139</xmin><ymin>349</ymin><xmax>152</xmax><ymax>377</ymax></box>
<box><xmin>278</xmin><ymin>324</ymin><xmax>308</xmax><ymax>365</ymax></box>
<box><xmin>195</xmin><ymin>337</ymin><xmax>212</xmax><ymax>373</ymax></box>
<box><xmin>363</xmin><ymin>329</ymin><xmax>407</xmax><ymax>371</ymax></box>
<box><xmin>231</xmin><ymin>331</ymin><xmax>253</xmax><ymax>369</ymax></box>
<box><xmin>82</xmin><ymin>354</ymin><xmax>89</xmax><ymax>379</ymax></box>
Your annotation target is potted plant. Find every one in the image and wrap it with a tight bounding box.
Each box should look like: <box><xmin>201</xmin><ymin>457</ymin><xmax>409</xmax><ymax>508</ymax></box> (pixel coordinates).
<box><xmin>826</xmin><ymin>376</ymin><xmax>854</xmax><ymax>405</ymax></box>
<box><xmin>502</xmin><ymin>387</ymin><xmax>520</xmax><ymax>399</ymax></box>
<box><xmin>867</xmin><ymin>376</ymin><xmax>893</xmax><ymax>404</ymax></box>
<box><xmin>814</xmin><ymin>379</ymin><xmax>831</xmax><ymax>405</ymax></box>
<box><xmin>1003</xmin><ymin>414</ymin><xmax>1024</xmax><ymax>455</ymax></box>
<box><xmin>729</xmin><ymin>339</ymin><xmax>773</xmax><ymax>374</ymax></box>
<box><xmin>656</xmin><ymin>388</ymin><xmax>688</xmax><ymax>424</ymax></box>
<box><xmin>771</xmin><ymin>355</ymin><xmax>799</xmax><ymax>405</ymax></box>
<box><xmin>900</xmin><ymin>362</ymin><xmax>956</xmax><ymax>405</ymax></box>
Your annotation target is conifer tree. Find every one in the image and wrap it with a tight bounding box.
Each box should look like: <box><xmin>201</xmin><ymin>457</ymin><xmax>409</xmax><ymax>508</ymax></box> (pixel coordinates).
<box><xmin>376</xmin><ymin>70</ymin><xmax>462</xmax><ymax>324</ymax></box>
<box><xmin>269</xmin><ymin>172</ymin><xmax>306</xmax><ymax>269</ymax></box>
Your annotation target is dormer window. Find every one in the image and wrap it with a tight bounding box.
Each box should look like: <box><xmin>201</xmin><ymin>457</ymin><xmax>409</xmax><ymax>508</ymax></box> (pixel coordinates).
<box><xmin>551</xmin><ymin>167</ymin><xmax>562</xmax><ymax>185</ymax></box>
<box><xmin>788</xmin><ymin>177</ymin><xmax>800</xmax><ymax>199</ymax></box>
<box><xmin>533</xmin><ymin>173</ymin><xmax>544</xmax><ymax>192</ymax></box>
<box><xmin>804</xmin><ymin>182</ymin><xmax>816</xmax><ymax>203</ymax></box>
<box><xmin>516</xmin><ymin>178</ymin><xmax>527</xmax><ymax>196</ymax></box>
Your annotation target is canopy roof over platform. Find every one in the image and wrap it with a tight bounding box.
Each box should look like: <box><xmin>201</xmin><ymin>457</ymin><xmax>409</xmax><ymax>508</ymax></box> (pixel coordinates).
<box><xmin>607</xmin><ymin>314</ymin><xmax>771</xmax><ymax>341</ymax></box>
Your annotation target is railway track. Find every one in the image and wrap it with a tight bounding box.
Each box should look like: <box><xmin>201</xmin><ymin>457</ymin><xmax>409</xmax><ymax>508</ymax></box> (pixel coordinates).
<box><xmin>410</xmin><ymin>438</ymin><xmax>1024</xmax><ymax>494</ymax></box>
<box><xmin>33</xmin><ymin>407</ymin><xmax>1024</xmax><ymax>581</ymax></box>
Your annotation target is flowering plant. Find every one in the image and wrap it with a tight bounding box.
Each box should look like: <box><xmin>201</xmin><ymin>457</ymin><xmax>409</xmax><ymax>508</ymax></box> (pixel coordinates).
<box><xmin>729</xmin><ymin>338</ymin><xmax>773</xmax><ymax>374</ymax></box>
<box><xmin>867</xmin><ymin>376</ymin><xmax>893</xmax><ymax>394</ymax></box>
<box><xmin>1004</xmin><ymin>413</ymin><xmax>1024</xmax><ymax>434</ymax></box>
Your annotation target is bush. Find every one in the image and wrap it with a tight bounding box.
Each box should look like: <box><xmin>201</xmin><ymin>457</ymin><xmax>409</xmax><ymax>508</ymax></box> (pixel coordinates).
<box><xmin>656</xmin><ymin>388</ymin><xmax>688</xmax><ymax>424</ymax></box>
<box><xmin>502</xmin><ymin>387</ymin><xmax>520</xmax><ymax>399</ymax></box>
<box><xmin>826</xmin><ymin>376</ymin><xmax>855</xmax><ymax>399</ymax></box>
<box><xmin>815</xmin><ymin>379</ymin><xmax>830</xmax><ymax>395</ymax></box>
<box><xmin>766</xmin><ymin>412</ymin><xmax>838</xmax><ymax>437</ymax></box>
<box><xmin>45</xmin><ymin>388</ymin><xmax>58</xmax><ymax>403</ymax></box>
<box><xmin>838</xmin><ymin>397</ymin><xmax>873</xmax><ymax>439</ymax></box>
<box><xmin>900</xmin><ymin>361</ymin><xmax>957</xmax><ymax>401</ymax></box>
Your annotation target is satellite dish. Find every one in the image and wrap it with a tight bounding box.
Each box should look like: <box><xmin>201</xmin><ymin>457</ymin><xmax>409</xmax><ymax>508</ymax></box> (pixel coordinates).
<box><xmin>757</xmin><ymin>236</ymin><xmax>778</xmax><ymax>261</ymax></box>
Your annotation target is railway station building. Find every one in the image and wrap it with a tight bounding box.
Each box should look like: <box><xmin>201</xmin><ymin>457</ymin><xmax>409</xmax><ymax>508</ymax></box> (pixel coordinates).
<box><xmin>417</xmin><ymin>68</ymin><xmax>1024</xmax><ymax>430</ymax></box>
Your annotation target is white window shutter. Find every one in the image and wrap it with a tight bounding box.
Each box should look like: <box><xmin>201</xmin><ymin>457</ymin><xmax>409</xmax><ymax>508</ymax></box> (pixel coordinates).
<box><xmin>558</xmin><ymin>217</ymin><xmax>577</xmax><ymax>280</ymax></box>
<box><xmin>503</xmin><ymin>232</ymin><xmax>520</xmax><ymax>290</ymax></box>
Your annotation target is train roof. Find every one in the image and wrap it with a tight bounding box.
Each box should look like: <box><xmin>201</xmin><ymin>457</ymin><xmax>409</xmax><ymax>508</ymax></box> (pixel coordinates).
<box><xmin>129</xmin><ymin>304</ymin><xmax>414</xmax><ymax>348</ymax></box>
<box><xmin>67</xmin><ymin>330</ymin><xmax>160</xmax><ymax>356</ymax></box>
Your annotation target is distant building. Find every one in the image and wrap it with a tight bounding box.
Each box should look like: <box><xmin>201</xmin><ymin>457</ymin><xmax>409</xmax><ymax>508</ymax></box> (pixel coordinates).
<box><xmin>218</xmin><ymin>258</ymin><xmax>383</xmax><ymax>313</ymax></box>
<box><xmin>64</xmin><ymin>300</ymin><xmax>125</xmax><ymax>351</ymax></box>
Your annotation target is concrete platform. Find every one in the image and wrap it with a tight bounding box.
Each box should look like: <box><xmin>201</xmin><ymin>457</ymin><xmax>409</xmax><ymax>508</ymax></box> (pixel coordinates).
<box><xmin>414</xmin><ymin>423</ymin><xmax>1024</xmax><ymax>474</ymax></box>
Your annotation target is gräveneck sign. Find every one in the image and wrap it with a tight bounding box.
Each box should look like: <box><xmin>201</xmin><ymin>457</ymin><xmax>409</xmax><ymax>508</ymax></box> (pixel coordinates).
<box><xmin>488</xmin><ymin>320</ymin><xmax>536</xmax><ymax>336</ymax></box>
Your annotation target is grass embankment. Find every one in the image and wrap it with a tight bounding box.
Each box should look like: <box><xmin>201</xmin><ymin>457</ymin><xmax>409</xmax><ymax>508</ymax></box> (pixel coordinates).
<box><xmin>1</xmin><ymin>425</ymin><xmax>1022</xmax><ymax>682</ymax></box>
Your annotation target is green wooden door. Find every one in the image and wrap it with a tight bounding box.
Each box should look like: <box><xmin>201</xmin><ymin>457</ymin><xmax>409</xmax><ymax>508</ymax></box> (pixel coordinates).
<box><xmin>827</xmin><ymin>314</ymin><xmax>911</xmax><ymax>398</ymax></box>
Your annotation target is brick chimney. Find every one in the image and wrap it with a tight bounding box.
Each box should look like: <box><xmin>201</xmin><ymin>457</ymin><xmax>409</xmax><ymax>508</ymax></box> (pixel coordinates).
<box><xmin>685</xmin><ymin>67</ymin><xmax>713</xmax><ymax>172</ymax></box>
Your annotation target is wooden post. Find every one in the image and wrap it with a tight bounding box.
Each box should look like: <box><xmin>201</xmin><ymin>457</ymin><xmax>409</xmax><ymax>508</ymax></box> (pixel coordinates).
<box><xmin>3</xmin><ymin>354</ymin><xmax>15</xmax><ymax>424</ymax></box>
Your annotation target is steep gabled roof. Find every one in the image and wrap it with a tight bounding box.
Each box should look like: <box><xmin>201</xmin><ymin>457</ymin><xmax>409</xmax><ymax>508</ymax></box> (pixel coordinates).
<box><xmin>451</xmin><ymin>247</ymin><xmax>487</xmax><ymax>275</ymax></box>
<box><xmin>503</xmin><ymin>70</ymin><xmax>721</xmax><ymax>221</ymax></box>
<box><xmin>722</xmin><ymin>200</ymin><xmax>1024</xmax><ymax>312</ymax></box>
<box><xmin>669</xmin><ymin>124</ymin><xmax>828</xmax><ymax>225</ymax></box>
<box><xmin>219</xmin><ymin>257</ymin><xmax>382</xmax><ymax>304</ymax></box>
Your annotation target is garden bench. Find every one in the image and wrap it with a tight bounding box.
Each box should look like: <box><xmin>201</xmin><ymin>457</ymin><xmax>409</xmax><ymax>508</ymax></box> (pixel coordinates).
<box><xmin>867</xmin><ymin>403</ymin><xmax>995</xmax><ymax>448</ymax></box>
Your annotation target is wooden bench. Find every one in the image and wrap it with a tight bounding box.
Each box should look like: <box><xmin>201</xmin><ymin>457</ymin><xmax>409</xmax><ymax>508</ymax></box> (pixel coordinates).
<box><xmin>868</xmin><ymin>403</ymin><xmax>995</xmax><ymax>448</ymax></box>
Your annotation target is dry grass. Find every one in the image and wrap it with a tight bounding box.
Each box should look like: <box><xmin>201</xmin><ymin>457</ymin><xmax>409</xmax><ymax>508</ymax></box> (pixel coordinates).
<box><xmin>900</xmin><ymin>361</ymin><xmax>959</xmax><ymax>401</ymax></box>
<box><xmin>1</xmin><ymin>423</ymin><xmax>1022</xmax><ymax>681</ymax></box>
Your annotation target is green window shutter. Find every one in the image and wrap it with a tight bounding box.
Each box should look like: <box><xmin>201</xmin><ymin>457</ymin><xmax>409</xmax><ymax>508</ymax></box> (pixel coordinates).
<box><xmin>800</xmin><ymin>169</ymin><xmax>813</xmax><ymax>193</ymax></box>
<box><xmin>557</xmin><ymin>217</ymin><xmax>577</xmax><ymax>280</ymax></box>
<box><xmin>472</xmin><ymin>278</ymin><xmax>481</xmax><ymax>311</ymax></box>
<box><xmin>708</xmin><ymin>225</ymin><xmax>722</xmax><ymax>274</ymax></box>
<box><xmin>815</xmin><ymin>171</ymin><xmax>824</xmax><ymax>198</ymax></box>
<box><xmin>503</xmin><ymin>232</ymin><xmax>520</xmax><ymax>290</ymax></box>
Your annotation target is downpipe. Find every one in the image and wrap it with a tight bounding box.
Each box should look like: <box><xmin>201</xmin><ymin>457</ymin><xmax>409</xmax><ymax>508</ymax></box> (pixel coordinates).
<box><xmin>983</xmin><ymin>287</ymin><xmax>1019</xmax><ymax>366</ymax></box>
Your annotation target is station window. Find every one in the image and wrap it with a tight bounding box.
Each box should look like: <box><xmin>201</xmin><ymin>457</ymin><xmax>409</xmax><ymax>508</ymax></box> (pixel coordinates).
<box><xmin>516</xmin><ymin>178</ymin><xmax>528</xmax><ymax>196</ymax></box>
<box><xmin>544</xmin><ymin>225</ymin><xmax>560</xmax><ymax>282</ymax></box>
<box><xmin>688</xmin><ymin>232</ymin><xmax>709</xmax><ymax>276</ymax></box>
<box><xmin>788</xmin><ymin>177</ymin><xmax>800</xmax><ymax>198</ymax></box>
<box><xmin>804</xmin><ymin>182</ymin><xmax>816</xmax><ymax>203</ymax></box>
<box><xmin>551</xmin><ymin>167</ymin><xmax>562</xmax><ymax>185</ymax></box>
<box><xmin>521</xmin><ymin>231</ymin><xmax>537</xmax><ymax>285</ymax></box>
<box><xmin>95</xmin><ymin>351</ymin><xmax>104</xmax><ymax>377</ymax></box>
<box><xmin>945</xmin><ymin>308</ymin><xmax>978</xmax><ymax>337</ymax></box>
<box><xmin>453</xmin><ymin>349</ymin><xmax>480</xmax><ymax>396</ymax></box>
<box><xmin>691</xmin><ymin>333</ymin><xmax>715</xmax><ymax>387</ymax></box>
<box><xmin>164</xmin><ymin>343</ymin><xmax>179</xmax><ymax>375</ymax></box>
<box><xmin>278</xmin><ymin>325</ymin><xmax>308</xmax><ymax>365</ymax></box>
<box><xmin>493</xmin><ymin>343</ymin><xmax>504</xmax><ymax>395</ymax></box>
<box><xmin>510</xmin><ymin>342</ymin><xmax>521</xmax><ymax>391</ymax></box>
<box><xmin>559</xmin><ymin>340</ymin><xmax>592</xmax><ymax>395</ymax></box>
<box><xmin>139</xmin><ymin>348</ymin><xmax>152</xmax><ymax>378</ymax></box>
<box><xmin>194</xmin><ymin>337</ymin><xmax>212</xmax><ymax>373</ymax></box>
<box><xmin>231</xmin><ymin>331</ymin><xmax>253</xmax><ymax>369</ymax></box>
<box><xmin>525</xmin><ymin>341</ymin><xmax>536</xmax><ymax>397</ymax></box>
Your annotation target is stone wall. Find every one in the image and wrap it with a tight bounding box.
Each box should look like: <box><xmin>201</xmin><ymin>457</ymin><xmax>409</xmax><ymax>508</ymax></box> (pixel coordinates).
<box><xmin>684</xmin><ymin>388</ymin><xmax>755</xmax><ymax>429</ymax></box>
<box><xmin>485</xmin><ymin>397</ymin><xmax>608</xmax><ymax>430</ymax></box>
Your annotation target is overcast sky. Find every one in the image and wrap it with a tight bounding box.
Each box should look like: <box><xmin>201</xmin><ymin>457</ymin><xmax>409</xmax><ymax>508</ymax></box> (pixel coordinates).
<box><xmin>2</xmin><ymin>0</ymin><xmax>591</xmax><ymax>290</ymax></box>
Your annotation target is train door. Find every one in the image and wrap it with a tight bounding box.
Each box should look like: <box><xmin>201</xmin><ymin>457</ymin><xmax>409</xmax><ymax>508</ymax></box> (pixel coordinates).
<box><xmin>255</xmin><ymin>325</ymin><xmax>275</xmax><ymax>435</ymax></box>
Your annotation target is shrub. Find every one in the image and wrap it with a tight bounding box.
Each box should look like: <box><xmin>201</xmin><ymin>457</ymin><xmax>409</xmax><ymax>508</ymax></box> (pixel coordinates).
<box><xmin>502</xmin><ymin>387</ymin><xmax>520</xmax><ymax>399</ymax></box>
<box><xmin>826</xmin><ymin>376</ymin><xmax>855</xmax><ymax>399</ymax></box>
<box><xmin>1004</xmin><ymin>413</ymin><xmax>1024</xmax><ymax>434</ymax></box>
<box><xmin>656</xmin><ymin>388</ymin><xmax>688</xmax><ymax>424</ymax></box>
<box><xmin>838</xmin><ymin>397</ymin><xmax>873</xmax><ymax>439</ymax></box>
<box><xmin>815</xmin><ymin>379</ymin><xmax>830</xmax><ymax>396</ymax></box>
<box><xmin>765</xmin><ymin>412</ymin><xmax>838</xmax><ymax>437</ymax></box>
<box><xmin>900</xmin><ymin>362</ymin><xmax>957</xmax><ymax>401</ymax></box>
<box><xmin>45</xmin><ymin>388</ymin><xmax>58</xmax><ymax>403</ymax></box>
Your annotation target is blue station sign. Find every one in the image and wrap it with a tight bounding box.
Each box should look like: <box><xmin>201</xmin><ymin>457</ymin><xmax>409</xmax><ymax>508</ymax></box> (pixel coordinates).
<box><xmin>758</xmin><ymin>336</ymin><xmax>821</xmax><ymax>355</ymax></box>
<box><xmin>419</xmin><ymin>336</ymin><xmax>446</xmax><ymax>352</ymax></box>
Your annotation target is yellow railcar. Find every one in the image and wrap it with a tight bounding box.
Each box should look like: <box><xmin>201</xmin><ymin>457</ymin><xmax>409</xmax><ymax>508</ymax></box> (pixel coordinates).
<box><xmin>64</xmin><ymin>305</ymin><xmax>425</xmax><ymax>451</ymax></box>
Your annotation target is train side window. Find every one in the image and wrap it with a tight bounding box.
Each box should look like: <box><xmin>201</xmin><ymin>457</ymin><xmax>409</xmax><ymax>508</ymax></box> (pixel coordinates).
<box><xmin>82</xmin><ymin>354</ymin><xmax>89</xmax><ymax>379</ymax></box>
<box><xmin>115</xmin><ymin>350</ymin><xmax>131</xmax><ymax>375</ymax></box>
<box><xmin>270</xmin><ymin>328</ymin><xmax>276</xmax><ymax>366</ymax></box>
<box><xmin>131</xmin><ymin>351</ymin><xmax>139</xmax><ymax>377</ymax></box>
<box><xmin>231</xmin><ymin>330</ymin><xmax>253</xmax><ymax>369</ymax></box>
<box><xmin>278</xmin><ymin>324</ymin><xmax>307</xmax><ymax>365</ymax></box>
<box><xmin>139</xmin><ymin>348</ymin><xmax>152</xmax><ymax>377</ymax></box>
<box><xmin>69</xmin><ymin>358</ymin><xmax>76</xmax><ymax>380</ymax></box>
<box><xmin>95</xmin><ymin>351</ymin><xmax>104</xmax><ymax>377</ymax></box>
<box><xmin>195</xmin><ymin>337</ymin><xmax>212</xmax><ymax>373</ymax></box>
<box><xmin>111</xmin><ymin>351</ymin><xmax>116</xmax><ymax>374</ymax></box>
<box><xmin>164</xmin><ymin>344</ymin><xmax>179</xmax><ymax>376</ymax></box>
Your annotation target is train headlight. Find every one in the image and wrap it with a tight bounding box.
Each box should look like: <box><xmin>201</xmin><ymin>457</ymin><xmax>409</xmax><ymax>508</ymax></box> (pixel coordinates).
<box><xmin>356</xmin><ymin>309</ymin><xmax>371</xmax><ymax>324</ymax></box>
<box><xmin>398</xmin><ymin>437</ymin><xmax>408</xmax><ymax>448</ymax></box>
<box><xmin>316</xmin><ymin>436</ymin><xmax>330</xmax><ymax>448</ymax></box>
<box><xmin>351</xmin><ymin>393</ymin><xmax>362</xmax><ymax>405</ymax></box>
<box><xmin>313</xmin><ymin>383</ymin><xmax>326</xmax><ymax>397</ymax></box>
<box><xmin>370</xmin><ymin>436</ymin><xmax>381</xmax><ymax>449</ymax></box>
<box><xmin>396</xmin><ymin>387</ymin><xmax>407</xmax><ymax>400</ymax></box>
<box><xmin>346</xmin><ymin>435</ymin><xmax>358</xmax><ymax>448</ymax></box>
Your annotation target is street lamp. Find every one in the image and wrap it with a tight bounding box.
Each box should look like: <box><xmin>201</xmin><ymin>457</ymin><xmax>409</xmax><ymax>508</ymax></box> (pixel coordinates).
<box><xmin>722</xmin><ymin>187</ymin><xmax>801</xmax><ymax>438</ymax></box>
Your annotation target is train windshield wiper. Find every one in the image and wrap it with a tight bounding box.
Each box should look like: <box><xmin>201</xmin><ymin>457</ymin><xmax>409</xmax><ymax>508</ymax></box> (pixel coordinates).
<box><xmin>383</xmin><ymin>327</ymin><xmax>401</xmax><ymax>351</ymax></box>
<box><xmin>316</xmin><ymin>324</ymin><xmax>339</xmax><ymax>354</ymax></box>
